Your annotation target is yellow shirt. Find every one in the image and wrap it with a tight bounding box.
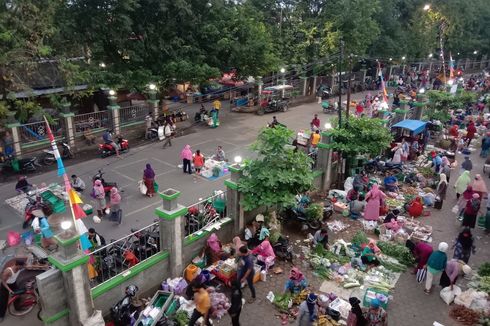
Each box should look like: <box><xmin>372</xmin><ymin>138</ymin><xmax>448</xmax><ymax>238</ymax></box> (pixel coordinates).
<box><xmin>213</xmin><ymin>100</ymin><xmax>221</xmax><ymax>110</ymax></box>
<box><xmin>311</xmin><ymin>133</ymin><xmax>321</xmax><ymax>145</ymax></box>
<box><xmin>195</xmin><ymin>289</ymin><xmax>211</xmax><ymax>314</ymax></box>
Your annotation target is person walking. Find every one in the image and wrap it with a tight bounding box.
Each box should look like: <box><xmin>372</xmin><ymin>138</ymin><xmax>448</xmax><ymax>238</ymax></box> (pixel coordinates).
<box><xmin>228</xmin><ymin>280</ymin><xmax>243</xmax><ymax>326</ymax></box>
<box><xmin>364</xmin><ymin>184</ymin><xmax>386</xmax><ymax>221</ymax></box>
<box><xmin>454</xmin><ymin>171</ymin><xmax>472</xmax><ymax>199</ymax></box>
<box><xmin>109</xmin><ymin>187</ymin><xmax>122</xmax><ymax>224</ymax></box>
<box><xmin>188</xmin><ymin>285</ymin><xmax>210</xmax><ymax>326</ymax></box>
<box><xmin>192</xmin><ymin>150</ymin><xmax>205</xmax><ymax>175</ymax></box>
<box><xmin>297</xmin><ymin>293</ymin><xmax>318</xmax><ymax>326</ymax></box>
<box><xmin>93</xmin><ymin>179</ymin><xmax>107</xmax><ymax>217</ymax></box>
<box><xmin>462</xmin><ymin>193</ymin><xmax>481</xmax><ymax>229</ymax></box>
<box><xmin>162</xmin><ymin>123</ymin><xmax>173</xmax><ymax>148</ymax></box>
<box><xmin>441</xmin><ymin>157</ymin><xmax>452</xmax><ymax>182</ymax></box>
<box><xmin>480</xmin><ymin>132</ymin><xmax>490</xmax><ymax>157</ymax></box>
<box><xmin>181</xmin><ymin>145</ymin><xmax>193</xmax><ymax>174</ymax></box>
<box><xmin>424</xmin><ymin>242</ymin><xmax>448</xmax><ymax>294</ymax></box>
<box><xmin>237</xmin><ymin>246</ymin><xmax>256</xmax><ymax>303</ymax></box>
<box><xmin>465</xmin><ymin>120</ymin><xmax>477</xmax><ymax>146</ymax></box>
<box><xmin>435</xmin><ymin>173</ymin><xmax>448</xmax><ymax>209</ymax></box>
<box><xmin>461</xmin><ymin>156</ymin><xmax>473</xmax><ymax>175</ymax></box>
<box><xmin>143</xmin><ymin>164</ymin><xmax>156</xmax><ymax>198</ymax></box>
<box><xmin>452</xmin><ymin>228</ymin><xmax>476</xmax><ymax>263</ymax></box>
<box><xmin>471</xmin><ymin>174</ymin><xmax>488</xmax><ymax>200</ymax></box>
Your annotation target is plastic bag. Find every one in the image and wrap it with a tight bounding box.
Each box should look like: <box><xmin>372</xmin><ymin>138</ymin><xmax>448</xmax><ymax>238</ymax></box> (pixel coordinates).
<box><xmin>440</xmin><ymin>285</ymin><xmax>461</xmax><ymax>305</ymax></box>
<box><xmin>138</xmin><ymin>180</ymin><xmax>147</xmax><ymax>195</ymax></box>
<box><xmin>7</xmin><ymin>231</ymin><xmax>21</xmax><ymax>247</ymax></box>
<box><xmin>416</xmin><ymin>268</ymin><xmax>427</xmax><ymax>283</ymax></box>
<box><xmin>451</xmin><ymin>205</ymin><xmax>459</xmax><ymax>214</ymax></box>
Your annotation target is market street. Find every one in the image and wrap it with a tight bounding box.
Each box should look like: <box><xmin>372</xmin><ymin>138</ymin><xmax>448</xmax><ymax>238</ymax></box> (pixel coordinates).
<box><xmin>2</xmin><ymin>91</ymin><xmax>490</xmax><ymax>326</ymax></box>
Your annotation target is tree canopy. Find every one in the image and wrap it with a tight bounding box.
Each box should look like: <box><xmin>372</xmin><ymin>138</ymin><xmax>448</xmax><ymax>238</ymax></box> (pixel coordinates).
<box><xmin>238</xmin><ymin>126</ymin><xmax>314</xmax><ymax>211</ymax></box>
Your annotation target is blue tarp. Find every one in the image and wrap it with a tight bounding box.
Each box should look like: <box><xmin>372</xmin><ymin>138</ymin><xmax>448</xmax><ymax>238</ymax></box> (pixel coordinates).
<box><xmin>392</xmin><ymin>120</ymin><xmax>428</xmax><ymax>135</ymax></box>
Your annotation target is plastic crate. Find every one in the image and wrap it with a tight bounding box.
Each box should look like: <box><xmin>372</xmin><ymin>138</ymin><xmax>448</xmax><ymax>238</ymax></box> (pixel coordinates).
<box><xmin>213</xmin><ymin>198</ymin><xmax>226</xmax><ymax>214</ymax></box>
<box><xmin>363</xmin><ymin>288</ymin><xmax>389</xmax><ymax>309</ymax></box>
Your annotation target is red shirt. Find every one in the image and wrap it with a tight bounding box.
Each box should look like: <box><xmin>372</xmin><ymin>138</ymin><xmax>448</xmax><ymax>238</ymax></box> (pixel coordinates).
<box><xmin>466</xmin><ymin>123</ymin><xmax>477</xmax><ymax>138</ymax></box>
<box><xmin>408</xmin><ymin>200</ymin><xmax>423</xmax><ymax>217</ymax></box>
<box><xmin>311</xmin><ymin>118</ymin><xmax>320</xmax><ymax>128</ymax></box>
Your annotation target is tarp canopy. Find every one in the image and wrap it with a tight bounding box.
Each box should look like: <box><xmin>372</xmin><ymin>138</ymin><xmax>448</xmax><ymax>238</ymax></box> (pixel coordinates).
<box><xmin>392</xmin><ymin>119</ymin><xmax>428</xmax><ymax>135</ymax></box>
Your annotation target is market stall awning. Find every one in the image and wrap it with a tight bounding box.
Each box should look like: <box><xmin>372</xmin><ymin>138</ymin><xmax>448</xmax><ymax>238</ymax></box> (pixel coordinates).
<box><xmin>391</xmin><ymin>120</ymin><xmax>428</xmax><ymax>135</ymax></box>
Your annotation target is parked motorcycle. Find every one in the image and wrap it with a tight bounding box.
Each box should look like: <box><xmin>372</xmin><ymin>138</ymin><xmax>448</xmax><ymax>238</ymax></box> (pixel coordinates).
<box><xmin>92</xmin><ymin>170</ymin><xmax>118</xmax><ymax>196</ymax></box>
<box><xmin>364</xmin><ymin>156</ymin><xmax>402</xmax><ymax>174</ymax></box>
<box><xmin>99</xmin><ymin>136</ymin><xmax>129</xmax><ymax>158</ymax></box>
<box><xmin>42</xmin><ymin>142</ymin><xmax>74</xmax><ymax>165</ymax></box>
<box><xmin>130</xmin><ymin>227</ymin><xmax>160</xmax><ymax>261</ymax></box>
<box><xmin>23</xmin><ymin>196</ymin><xmax>51</xmax><ymax>229</ymax></box>
<box><xmin>1</xmin><ymin>156</ymin><xmax>41</xmax><ymax>175</ymax></box>
<box><xmin>148</xmin><ymin>122</ymin><xmax>165</xmax><ymax>142</ymax></box>
<box><xmin>273</xmin><ymin>236</ymin><xmax>293</xmax><ymax>262</ymax></box>
<box><xmin>111</xmin><ymin>285</ymin><xmax>140</xmax><ymax>326</ymax></box>
<box><xmin>281</xmin><ymin>195</ymin><xmax>323</xmax><ymax>230</ymax></box>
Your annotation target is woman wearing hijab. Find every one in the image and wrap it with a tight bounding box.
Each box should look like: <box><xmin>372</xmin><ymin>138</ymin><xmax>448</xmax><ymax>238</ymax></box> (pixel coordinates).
<box><xmin>364</xmin><ymin>184</ymin><xmax>386</xmax><ymax>221</ymax></box>
<box><xmin>284</xmin><ymin>267</ymin><xmax>308</xmax><ymax>294</ymax></box>
<box><xmin>204</xmin><ymin>233</ymin><xmax>223</xmax><ymax>264</ymax></box>
<box><xmin>436</xmin><ymin>173</ymin><xmax>448</xmax><ymax>209</ymax></box>
<box><xmin>480</xmin><ymin>132</ymin><xmax>490</xmax><ymax>158</ymax></box>
<box><xmin>228</xmin><ymin>280</ymin><xmax>243</xmax><ymax>326</ymax></box>
<box><xmin>347</xmin><ymin>297</ymin><xmax>367</xmax><ymax>326</ymax></box>
<box><xmin>232</xmin><ymin>236</ymin><xmax>243</xmax><ymax>256</ymax></box>
<box><xmin>441</xmin><ymin>157</ymin><xmax>452</xmax><ymax>182</ymax></box>
<box><xmin>109</xmin><ymin>187</ymin><xmax>122</xmax><ymax>224</ymax></box>
<box><xmin>297</xmin><ymin>293</ymin><xmax>318</xmax><ymax>326</ymax></box>
<box><xmin>453</xmin><ymin>228</ymin><xmax>476</xmax><ymax>263</ymax></box>
<box><xmin>471</xmin><ymin>174</ymin><xmax>488</xmax><ymax>200</ymax></box>
<box><xmin>251</xmin><ymin>237</ymin><xmax>275</xmax><ymax>271</ymax></box>
<box><xmin>180</xmin><ymin>144</ymin><xmax>193</xmax><ymax>174</ymax></box>
<box><xmin>462</xmin><ymin>193</ymin><xmax>481</xmax><ymax>229</ymax></box>
<box><xmin>454</xmin><ymin>171</ymin><xmax>472</xmax><ymax>199</ymax></box>
<box><xmin>406</xmin><ymin>239</ymin><xmax>433</xmax><ymax>274</ymax></box>
<box><xmin>143</xmin><ymin>164</ymin><xmax>156</xmax><ymax>198</ymax></box>
<box><xmin>365</xmin><ymin>298</ymin><xmax>387</xmax><ymax>326</ymax></box>
<box><xmin>425</xmin><ymin>242</ymin><xmax>448</xmax><ymax>294</ymax></box>
<box><xmin>93</xmin><ymin>179</ymin><xmax>107</xmax><ymax>217</ymax></box>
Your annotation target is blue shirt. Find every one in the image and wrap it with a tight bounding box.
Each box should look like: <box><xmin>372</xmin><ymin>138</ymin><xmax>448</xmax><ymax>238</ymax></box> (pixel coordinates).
<box><xmin>103</xmin><ymin>131</ymin><xmax>112</xmax><ymax>143</ymax></box>
<box><xmin>238</xmin><ymin>255</ymin><xmax>254</xmax><ymax>279</ymax></box>
<box><xmin>384</xmin><ymin>176</ymin><xmax>397</xmax><ymax>186</ymax></box>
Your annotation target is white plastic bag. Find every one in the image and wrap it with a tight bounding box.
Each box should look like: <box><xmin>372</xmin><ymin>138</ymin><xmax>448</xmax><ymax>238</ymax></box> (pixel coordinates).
<box><xmin>440</xmin><ymin>286</ymin><xmax>461</xmax><ymax>305</ymax></box>
<box><xmin>451</xmin><ymin>205</ymin><xmax>459</xmax><ymax>214</ymax></box>
<box><xmin>138</xmin><ymin>180</ymin><xmax>147</xmax><ymax>195</ymax></box>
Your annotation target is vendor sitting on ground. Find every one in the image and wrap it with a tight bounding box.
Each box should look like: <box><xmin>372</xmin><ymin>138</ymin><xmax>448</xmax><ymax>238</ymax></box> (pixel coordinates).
<box><xmin>405</xmin><ymin>196</ymin><xmax>424</xmax><ymax>218</ymax></box>
<box><xmin>361</xmin><ymin>241</ymin><xmax>380</xmax><ymax>267</ymax></box>
<box><xmin>383</xmin><ymin>171</ymin><xmax>399</xmax><ymax>193</ymax></box>
<box><xmin>284</xmin><ymin>267</ymin><xmax>308</xmax><ymax>295</ymax></box>
<box><xmin>312</xmin><ymin>229</ymin><xmax>329</xmax><ymax>249</ymax></box>
<box><xmin>244</xmin><ymin>221</ymin><xmax>260</xmax><ymax>249</ymax></box>
<box><xmin>204</xmin><ymin>233</ymin><xmax>226</xmax><ymax>264</ymax></box>
<box><xmin>346</xmin><ymin>186</ymin><xmax>360</xmax><ymax>202</ymax></box>
<box><xmin>349</xmin><ymin>194</ymin><xmax>366</xmax><ymax>220</ymax></box>
<box><xmin>251</xmin><ymin>235</ymin><xmax>275</xmax><ymax>271</ymax></box>
<box><xmin>352</xmin><ymin>171</ymin><xmax>369</xmax><ymax>192</ymax></box>
<box><xmin>383</xmin><ymin>209</ymin><xmax>401</xmax><ymax>232</ymax></box>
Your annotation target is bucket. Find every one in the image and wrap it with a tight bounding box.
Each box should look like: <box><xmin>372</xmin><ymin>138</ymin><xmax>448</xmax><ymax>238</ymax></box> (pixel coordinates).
<box><xmin>184</xmin><ymin>264</ymin><xmax>199</xmax><ymax>282</ymax></box>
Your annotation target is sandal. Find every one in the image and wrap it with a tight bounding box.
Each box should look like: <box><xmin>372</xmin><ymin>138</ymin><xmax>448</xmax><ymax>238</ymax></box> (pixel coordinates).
<box><xmin>424</xmin><ymin>289</ymin><xmax>431</xmax><ymax>295</ymax></box>
<box><xmin>247</xmin><ymin>298</ymin><xmax>256</xmax><ymax>304</ymax></box>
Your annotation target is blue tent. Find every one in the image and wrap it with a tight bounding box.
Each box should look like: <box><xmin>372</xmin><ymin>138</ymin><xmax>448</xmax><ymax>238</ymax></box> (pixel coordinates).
<box><xmin>392</xmin><ymin>120</ymin><xmax>428</xmax><ymax>135</ymax></box>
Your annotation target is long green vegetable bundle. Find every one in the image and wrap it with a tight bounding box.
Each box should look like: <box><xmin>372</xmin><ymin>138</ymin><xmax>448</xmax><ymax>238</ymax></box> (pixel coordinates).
<box><xmin>314</xmin><ymin>244</ymin><xmax>351</xmax><ymax>265</ymax></box>
<box><xmin>376</xmin><ymin>241</ymin><xmax>415</xmax><ymax>266</ymax></box>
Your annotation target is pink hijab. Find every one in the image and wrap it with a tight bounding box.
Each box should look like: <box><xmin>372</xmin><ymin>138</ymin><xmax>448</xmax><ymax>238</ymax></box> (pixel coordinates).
<box><xmin>471</xmin><ymin>174</ymin><xmax>488</xmax><ymax>193</ymax></box>
<box><xmin>252</xmin><ymin>239</ymin><xmax>275</xmax><ymax>258</ymax></box>
<box><xmin>180</xmin><ymin>145</ymin><xmax>193</xmax><ymax>160</ymax></box>
<box><xmin>367</xmin><ymin>184</ymin><xmax>385</xmax><ymax>200</ymax></box>
<box><xmin>207</xmin><ymin>233</ymin><xmax>221</xmax><ymax>253</ymax></box>
<box><xmin>93</xmin><ymin>180</ymin><xmax>105</xmax><ymax>196</ymax></box>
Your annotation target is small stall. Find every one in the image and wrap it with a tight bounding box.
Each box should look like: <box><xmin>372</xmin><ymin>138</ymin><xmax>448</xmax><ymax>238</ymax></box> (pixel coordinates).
<box><xmin>5</xmin><ymin>183</ymin><xmax>67</xmax><ymax>216</ymax></box>
<box><xmin>391</xmin><ymin>119</ymin><xmax>428</xmax><ymax>145</ymax></box>
<box><xmin>199</xmin><ymin>158</ymin><xmax>229</xmax><ymax>180</ymax></box>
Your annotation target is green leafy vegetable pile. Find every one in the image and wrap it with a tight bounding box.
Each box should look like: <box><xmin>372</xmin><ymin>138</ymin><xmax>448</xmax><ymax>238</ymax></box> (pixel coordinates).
<box><xmin>478</xmin><ymin>262</ymin><xmax>490</xmax><ymax>277</ymax></box>
<box><xmin>377</xmin><ymin>241</ymin><xmax>415</xmax><ymax>266</ymax></box>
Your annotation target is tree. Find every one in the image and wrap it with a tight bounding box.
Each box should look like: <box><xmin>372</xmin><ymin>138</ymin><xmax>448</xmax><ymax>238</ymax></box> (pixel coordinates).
<box><xmin>238</xmin><ymin>126</ymin><xmax>314</xmax><ymax>211</ymax></box>
<box><xmin>425</xmin><ymin>90</ymin><xmax>477</xmax><ymax>123</ymax></box>
<box><xmin>327</xmin><ymin>117</ymin><xmax>392</xmax><ymax>157</ymax></box>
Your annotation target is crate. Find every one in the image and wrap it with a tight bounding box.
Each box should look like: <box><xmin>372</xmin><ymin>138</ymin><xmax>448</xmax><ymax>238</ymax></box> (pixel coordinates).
<box><xmin>135</xmin><ymin>291</ymin><xmax>174</xmax><ymax>326</ymax></box>
<box><xmin>363</xmin><ymin>288</ymin><xmax>389</xmax><ymax>309</ymax></box>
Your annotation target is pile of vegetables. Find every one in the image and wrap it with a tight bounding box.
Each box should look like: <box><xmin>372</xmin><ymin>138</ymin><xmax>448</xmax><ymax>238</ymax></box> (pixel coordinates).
<box><xmin>313</xmin><ymin>244</ymin><xmax>351</xmax><ymax>265</ymax></box>
<box><xmin>273</xmin><ymin>293</ymin><xmax>292</xmax><ymax>312</ymax></box>
<box><xmin>209</xmin><ymin>290</ymin><xmax>231</xmax><ymax>319</ymax></box>
<box><xmin>449</xmin><ymin>305</ymin><xmax>482</xmax><ymax>326</ymax></box>
<box><xmin>478</xmin><ymin>262</ymin><xmax>490</xmax><ymax>277</ymax></box>
<box><xmin>385</xmin><ymin>198</ymin><xmax>405</xmax><ymax>208</ymax></box>
<box><xmin>313</xmin><ymin>264</ymin><xmax>332</xmax><ymax>280</ymax></box>
<box><xmin>376</xmin><ymin>241</ymin><xmax>415</xmax><ymax>266</ymax></box>
<box><xmin>378</xmin><ymin>255</ymin><xmax>407</xmax><ymax>272</ymax></box>
<box><xmin>468</xmin><ymin>275</ymin><xmax>490</xmax><ymax>293</ymax></box>
<box><xmin>351</xmin><ymin>231</ymin><xmax>368</xmax><ymax>246</ymax></box>
<box><xmin>174</xmin><ymin>311</ymin><xmax>189</xmax><ymax>326</ymax></box>
<box><xmin>317</xmin><ymin>315</ymin><xmax>340</xmax><ymax>326</ymax></box>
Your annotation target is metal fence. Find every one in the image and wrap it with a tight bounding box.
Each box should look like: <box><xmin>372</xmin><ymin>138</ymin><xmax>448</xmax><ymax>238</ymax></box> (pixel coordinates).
<box><xmin>73</xmin><ymin>111</ymin><xmax>110</xmax><ymax>136</ymax></box>
<box><xmin>120</xmin><ymin>105</ymin><xmax>150</xmax><ymax>126</ymax></box>
<box><xmin>19</xmin><ymin>119</ymin><xmax>63</xmax><ymax>145</ymax></box>
<box><xmin>184</xmin><ymin>191</ymin><xmax>227</xmax><ymax>237</ymax></box>
<box><xmin>88</xmin><ymin>221</ymin><xmax>160</xmax><ymax>288</ymax></box>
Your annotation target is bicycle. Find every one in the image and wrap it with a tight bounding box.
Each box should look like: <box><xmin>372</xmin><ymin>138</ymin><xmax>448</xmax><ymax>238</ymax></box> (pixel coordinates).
<box><xmin>8</xmin><ymin>280</ymin><xmax>38</xmax><ymax>316</ymax></box>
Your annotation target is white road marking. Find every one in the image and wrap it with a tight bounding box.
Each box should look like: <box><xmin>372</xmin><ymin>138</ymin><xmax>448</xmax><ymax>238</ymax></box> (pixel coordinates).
<box><xmin>113</xmin><ymin>170</ymin><xmax>137</xmax><ymax>182</ymax></box>
<box><xmin>126</xmin><ymin>201</ymin><xmax>161</xmax><ymax>217</ymax></box>
<box><xmin>151</xmin><ymin>157</ymin><xmax>176</xmax><ymax>168</ymax></box>
<box><xmin>113</xmin><ymin>158</ymin><xmax>147</xmax><ymax>169</ymax></box>
<box><xmin>155</xmin><ymin>169</ymin><xmax>178</xmax><ymax>177</ymax></box>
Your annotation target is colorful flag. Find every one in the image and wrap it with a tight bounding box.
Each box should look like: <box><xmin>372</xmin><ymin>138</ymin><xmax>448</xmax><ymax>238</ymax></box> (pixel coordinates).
<box><xmin>378</xmin><ymin>62</ymin><xmax>388</xmax><ymax>103</ymax></box>
<box><xmin>43</xmin><ymin>116</ymin><xmax>65</xmax><ymax>177</ymax></box>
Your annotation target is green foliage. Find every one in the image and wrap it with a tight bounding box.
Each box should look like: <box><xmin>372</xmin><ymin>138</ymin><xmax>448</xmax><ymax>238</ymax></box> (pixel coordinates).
<box><xmin>13</xmin><ymin>100</ymin><xmax>43</xmax><ymax>123</ymax></box>
<box><xmin>377</xmin><ymin>241</ymin><xmax>415</xmax><ymax>266</ymax></box>
<box><xmin>351</xmin><ymin>231</ymin><xmax>369</xmax><ymax>246</ymax></box>
<box><xmin>478</xmin><ymin>263</ymin><xmax>490</xmax><ymax>277</ymax></box>
<box><xmin>327</xmin><ymin>117</ymin><xmax>393</xmax><ymax>156</ymax></box>
<box><xmin>305</xmin><ymin>203</ymin><xmax>323</xmax><ymax>221</ymax></box>
<box><xmin>425</xmin><ymin>90</ymin><xmax>478</xmax><ymax>122</ymax></box>
<box><xmin>238</xmin><ymin>125</ymin><xmax>314</xmax><ymax>211</ymax></box>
